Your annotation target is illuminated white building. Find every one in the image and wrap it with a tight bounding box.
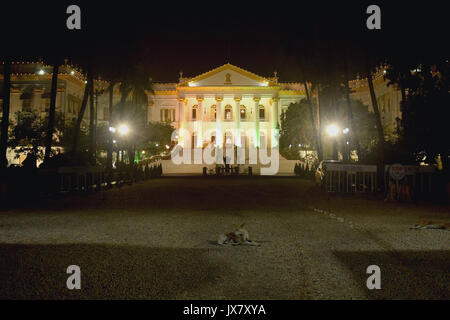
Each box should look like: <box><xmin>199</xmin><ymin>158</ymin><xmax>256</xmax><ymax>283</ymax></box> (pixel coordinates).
<box><xmin>149</xmin><ymin>63</ymin><xmax>305</xmax><ymax>151</ymax></box>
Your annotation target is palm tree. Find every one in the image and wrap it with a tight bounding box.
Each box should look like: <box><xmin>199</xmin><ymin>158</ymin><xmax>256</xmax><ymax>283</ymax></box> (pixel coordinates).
<box><xmin>366</xmin><ymin>61</ymin><xmax>385</xmax><ymax>155</ymax></box>
<box><xmin>43</xmin><ymin>60</ymin><xmax>59</xmax><ymax>164</ymax></box>
<box><xmin>71</xmin><ymin>66</ymin><xmax>93</xmax><ymax>160</ymax></box>
<box><xmin>366</xmin><ymin>58</ymin><xmax>386</xmax><ymax>190</ymax></box>
<box><xmin>0</xmin><ymin>59</ymin><xmax>11</xmax><ymax>168</ymax></box>
<box><xmin>343</xmin><ymin>51</ymin><xmax>361</xmax><ymax>160</ymax></box>
<box><xmin>106</xmin><ymin>81</ymin><xmax>116</xmax><ymax>170</ymax></box>
<box><xmin>303</xmin><ymin>81</ymin><xmax>322</xmax><ymax>161</ymax></box>
<box><xmin>88</xmin><ymin>76</ymin><xmax>95</xmax><ymax>164</ymax></box>
<box><xmin>117</xmin><ymin>68</ymin><xmax>154</xmax><ymax>165</ymax></box>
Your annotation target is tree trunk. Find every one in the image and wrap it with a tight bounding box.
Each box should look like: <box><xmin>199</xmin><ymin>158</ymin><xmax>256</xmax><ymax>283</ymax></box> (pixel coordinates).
<box><xmin>106</xmin><ymin>82</ymin><xmax>115</xmax><ymax>170</ymax></box>
<box><xmin>367</xmin><ymin>69</ymin><xmax>385</xmax><ymax>153</ymax></box>
<box><xmin>0</xmin><ymin>59</ymin><xmax>11</xmax><ymax>168</ymax></box>
<box><xmin>315</xmin><ymin>86</ymin><xmax>323</xmax><ymax>161</ymax></box>
<box><xmin>71</xmin><ymin>69</ymin><xmax>92</xmax><ymax>159</ymax></box>
<box><xmin>343</xmin><ymin>71</ymin><xmax>361</xmax><ymax>160</ymax></box>
<box><xmin>304</xmin><ymin>82</ymin><xmax>322</xmax><ymax>162</ymax></box>
<box><xmin>43</xmin><ymin>63</ymin><xmax>59</xmax><ymax>164</ymax></box>
<box><xmin>367</xmin><ymin>64</ymin><xmax>385</xmax><ymax>190</ymax></box>
<box><xmin>128</xmin><ymin>147</ymin><xmax>135</xmax><ymax>166</ymax></box>
<box><xmin>88</xmin><ymin>77</ymin><xmax>95</xmax><ymax>164</ymax></box>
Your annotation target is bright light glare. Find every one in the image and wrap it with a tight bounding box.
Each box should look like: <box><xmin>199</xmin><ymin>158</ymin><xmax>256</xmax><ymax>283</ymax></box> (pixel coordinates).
<box><xmin>342</xmin><ymin>128</ymin><xmax>350</xmax><ymax>134</ymax></box>
<box><xmin>38</xmin><ymin>69</ymin><xmax>45</xmax><ymax>75</ymax></box>
<box><xmin>109</xmin><ymin>126</ymin><xmax>116</xmax><ymax>133</ymax></box>
<box><xmin>70</xmin><ymin>70</ymin><xmax>75</xmax><ymax>75</ymax></box>
<box><xmin>327</xmin><ymin>124</ymin><xmax>339</xmax><ymax>136</ymax></box>
<box><xmin>118</xmin><ymin>124</ymin><xmax>129</xmax><ymax>135</ymax></box>
<box><xmin>165</xmin><ymin>145</ymin><xmax>170</xmax><ymax>149</ymax></box>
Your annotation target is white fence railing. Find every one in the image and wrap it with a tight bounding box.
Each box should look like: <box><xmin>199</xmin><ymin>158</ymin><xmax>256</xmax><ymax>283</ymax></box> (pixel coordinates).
<box><xmin>324</xmin><ymin>164</ymin><xmax>377</xmax><ymax>193</ymax></box>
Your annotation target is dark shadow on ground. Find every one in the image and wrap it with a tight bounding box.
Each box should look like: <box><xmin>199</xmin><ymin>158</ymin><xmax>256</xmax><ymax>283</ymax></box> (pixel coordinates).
<box><xmin>333</xmin><ymin>250</ymin><xmax>450</xmax><ymax>299</ymax></box>
<box><xmin>3</xmin><ymin>177</ymin><xmax>321</xmax><ymax>213</ymax></box>
<box><xmin>0</xmin><ymin>243</ymin><xmax>228</xmax><ymax>299</ymax></box>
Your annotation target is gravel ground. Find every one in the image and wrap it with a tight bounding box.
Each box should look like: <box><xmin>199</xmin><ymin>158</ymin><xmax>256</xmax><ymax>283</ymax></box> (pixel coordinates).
<box><xmin>0</xmin><ymin>177</ymin><xmax>449</xmax><ymax>299</ymax></box>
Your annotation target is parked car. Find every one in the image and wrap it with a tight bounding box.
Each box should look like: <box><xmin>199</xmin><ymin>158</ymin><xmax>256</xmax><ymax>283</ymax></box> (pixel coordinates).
<box><xmin>315</xmin><ymin>160</ymin><xmax>342</xmax><ymax>185</ymax></box>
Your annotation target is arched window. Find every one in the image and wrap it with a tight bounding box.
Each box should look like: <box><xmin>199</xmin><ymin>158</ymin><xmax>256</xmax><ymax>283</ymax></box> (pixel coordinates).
<box><xmin>240</xmin><ymin>106</ymin><xmax>246</xmax><ymax>120</ymax></box>
<box><xmin>192</xmin><ymin>105</ymin><xmax>198</xmax><ymax>121</ymax></box>
<box><xmin>225</xmin><ymin>131</ymin><xmax>233</xmax><ymax>145</ymax></box>
<box><xmin>210</xmin><ymin>105</ymin><xmax>216</xmax><ymax>120</ymax></box>
<box><xmin>224</xmin><ymin>105</ymin><xmax>232</xmax><ymax>120</ymax></box>
<box><xmin>259</xmin><ymin>105</ymin><xmax>265</xmax><ymax>120</ymax></box>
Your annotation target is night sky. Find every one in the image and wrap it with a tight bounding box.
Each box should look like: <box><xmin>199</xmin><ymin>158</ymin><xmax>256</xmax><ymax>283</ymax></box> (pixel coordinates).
<box><xmin>2</xmin><ymin>1</ymin><xmax>447</xmax><ymax>82</ymax></box>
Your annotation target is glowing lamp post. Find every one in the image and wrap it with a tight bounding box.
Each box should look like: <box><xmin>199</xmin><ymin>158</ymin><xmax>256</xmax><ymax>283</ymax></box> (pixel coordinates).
<box><xmin>326</xmin><ymin>124</ymin><xmax>339</xmax><ymax>137</ymax></box>
<box><xmin>326</xmin><ymin>124</ymin><xmax>339</xmax><ymax>160</ymax></box>
<box><xmin>118</xmin><ymin>124</ymin><xmax>129</xmax><ymax>136</ymax></box>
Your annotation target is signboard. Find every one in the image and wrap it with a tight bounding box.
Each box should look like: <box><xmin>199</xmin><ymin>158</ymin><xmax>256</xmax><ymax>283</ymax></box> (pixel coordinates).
<box><xmin>389</xmin><ymin>164</ymin><xmax>406</xmax><ymax>180</ymax></box>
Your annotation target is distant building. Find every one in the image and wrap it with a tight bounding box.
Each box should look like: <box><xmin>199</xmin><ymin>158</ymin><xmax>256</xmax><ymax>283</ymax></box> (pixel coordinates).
<box><xmin>349</xmin><ymin>67</ymin><xmax>402</xmax><ymax>141</ymax></box>
<box><xmin>0</xmin><ymin>61</ymin><xmax>112</xmax><ymax>129</ymax></box>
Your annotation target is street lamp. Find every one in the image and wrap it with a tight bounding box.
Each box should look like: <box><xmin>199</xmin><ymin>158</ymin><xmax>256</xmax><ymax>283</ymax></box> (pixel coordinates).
<box><xmin>326</xmin><ymin>124</ymin><xmax>339</xmax><ymax>136</ymax></box>
<box><xmin>326</xmin><ymin>124</ymin><xmax>340</xmax><ymax>160</ymax></box>
<box><xmin>118</xmin><ymin>124</ymin><xmax>129</xmax><ymax>135</ymax></box>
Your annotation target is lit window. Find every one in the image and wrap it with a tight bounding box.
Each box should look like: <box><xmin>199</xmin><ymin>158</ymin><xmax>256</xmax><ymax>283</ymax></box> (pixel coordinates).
<box><xmin>160</xmin><ymin>108</ymin><xmax>175</xmax><ymax>122</ymax></box>
<box><xmin>259</xmin><ymin>106</ymin><xmax>265</xmax><ymax>120</ymax></box>
<box><xmin>225</xmin><ymin>132</ymin><xmax>233</xmax><ymax>145</ymax></box>
<box><xmin>22</xmin><ymin>99</ymin><xmax>32</xmax><ymax>112</ymax></box>
<box><xmin>224</xmin><ymin>105</ymin><xmax>232</xmax><ymax>120</ymax></box>
<box><xmin>211</xmin><ymin>105</ymin><xmax>216</xmax><ymax>120</ymax></box>
<box><xmin>240</xmin><ymin>107</ymin><xmax>246</xmax><ymax>119</ymax></box>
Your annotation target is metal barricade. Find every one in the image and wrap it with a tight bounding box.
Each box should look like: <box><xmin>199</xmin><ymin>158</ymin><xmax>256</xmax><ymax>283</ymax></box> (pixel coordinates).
<box><xmin>324</xmin><ymin>163</ymin><xmax>377</xmax><ymax>193</ymax></box>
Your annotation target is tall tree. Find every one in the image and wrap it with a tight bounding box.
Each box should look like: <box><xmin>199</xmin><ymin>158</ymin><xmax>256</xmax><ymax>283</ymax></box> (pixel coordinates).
<box><xmin>43</xmin><ymin>61</ymin><xmax>59</xmax><ymax>164</ymax></box>
<box><xmin>303</xmin><ymin>82</ymin><xmax>322</xmax><ymax>161</ymax></box>
<box><xmin>117</xmin><ymin>67</ymin><xmax>153</xmax><ymax>166</ymax></box>
<box><xmin>88</xmin><ymin>76</ymin><xmax>95</xmax><ymax>164</ymax></box>
<box><xmin>71</xmin><ymin>67</ymin><xmax>92</xmax><ymax>159</ymax></box>
<box><xmin>366</xmin><ymin>61</ymin><xmax>385</xmax><ymax>156</ymax></box>
<box><xmin>0</xmin><ymin>59</ymin><xmax>11</xmax><ymax>168</ymax></box>
<box><xmin>343</xmin><ymin>53</ymin><xmax>361</xmax><ymax>159</ymax></box>
<box><xmin>366</xmin><ymin>59</ymin><xmax>386</xmax><ymax>190</ymax></box>
<box><xmin>106</xmin><ymin>81</ymin><xmax>116</xmax><ymax>170</ymax></box>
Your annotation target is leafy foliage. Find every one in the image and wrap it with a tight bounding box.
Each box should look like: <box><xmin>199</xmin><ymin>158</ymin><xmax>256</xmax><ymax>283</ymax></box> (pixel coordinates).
<box><xmin>279</xmin><ymin>99</ymin><xmax>315</xmax><ymax>160</ymax></box>
<box><xmin>280</xmin><ymin>98</ymin><xmax>377</xmax><ymax>162</ymax></box>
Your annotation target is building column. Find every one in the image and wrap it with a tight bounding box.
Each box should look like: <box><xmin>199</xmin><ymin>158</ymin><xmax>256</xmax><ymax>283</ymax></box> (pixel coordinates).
<box><xmin>234</xmin><ymin>97</ymin><xmax>241</xmax><ymax>147</ymax></box>
<box><xmin>271</xmin><ymin>97</ymin><xmax>279</xmax><ymax>147</ymax></box>
<box><xmin>216</xmin><ymin>97</ymin><xmax>223</xmax><ymax>146</ymax></box>
<box><xmin>196</xmin><ymin>97</ymin><xmax>203</xmax><ymax>148</ymax></box>
<box><xmin>10</xmin><ymin>89</ymin><xmax>21</xmax><ymax>121</ymax></box>
<box><xmin>178</xmin><ymin>97</ymin><xmax>185</xmax><ymax>146</ymax></box>
<box><xmin>253</xmin><ymin>96</ymin><xmax>260</xmax><ymax>148</ymax></box>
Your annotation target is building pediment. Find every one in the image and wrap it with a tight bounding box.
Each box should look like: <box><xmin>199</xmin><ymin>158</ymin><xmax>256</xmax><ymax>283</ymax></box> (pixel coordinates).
<box><xmin>179</xmin><ymin>63</ymin><xmax>274</xmax><ymax>88</ymax></box>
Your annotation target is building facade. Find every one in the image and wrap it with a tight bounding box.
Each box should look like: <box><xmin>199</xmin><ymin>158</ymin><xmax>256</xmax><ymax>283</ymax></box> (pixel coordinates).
<box><xmin>150</xmin><ymin>64</ymin><xmax>305</xmax><ymax>150</ymax></box>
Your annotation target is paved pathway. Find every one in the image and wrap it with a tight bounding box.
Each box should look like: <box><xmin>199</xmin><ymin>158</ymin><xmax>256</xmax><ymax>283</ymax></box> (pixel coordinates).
<box><xmin>0</xmin><ymin>178</ymin><xmax>448</xmax><ymax>299</ymax></box>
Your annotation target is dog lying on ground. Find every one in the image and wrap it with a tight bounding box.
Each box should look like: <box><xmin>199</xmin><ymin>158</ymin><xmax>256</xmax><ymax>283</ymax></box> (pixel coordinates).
<box><xmin>410</xmin><ymin>220</ymin><xmax>450</xmax><ymax>230</ymax></box>
<box><xmin>218</xmin><ymin>223</ymin><xmax>260</xmax><ymax>246</ymax></box>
